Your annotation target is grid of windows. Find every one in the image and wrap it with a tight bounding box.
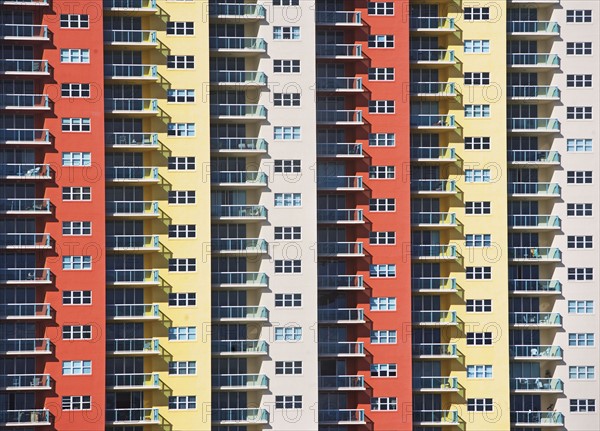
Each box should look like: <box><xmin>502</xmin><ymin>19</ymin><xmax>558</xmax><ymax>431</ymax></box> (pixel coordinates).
<box><xmin>60</xmin><ymin>49</ymin><xmax>90</xmax><ymax>63</ymax></box>
<box><xmin>168</xmin><ymin>191</ymin><xmax>196</xmax><ymax>204</ymax></box>
<box><xmin>168</xmin><ymin>224</ymin><xmax>196</xmax><ymax>238</ymax></box>
<box><xmin>371</xmin><ymin>330</ymin><xmax>397</xmax><ymax>344</ymax></box>
<box><xmin>274</xmin><ymin>160</ymin><xmax>301</xmax><ymax>173</ymax></box>
<box><xmin>275</xmin><ymin>293</ymin><xmax>302</xmax><ymax>307</ymax></box>
<box><xmin>274</xmin><ymin>93</ymin><xmax>300</xmax><ymax>107</ymax></box>
<box><xmin>368</xmin><ymin>67</ymin><xmax>394</xmax><ymax>80</ymax></box>
<box><xmin>274</xmin><ymin>193</ymin><xmax>301</xmax><ymax>207</ymax></box>
<box><xmin>371</xmin><ymin>397</ymin><xmax>397</xmax><ymax>411</ymax></box>
<box><xmin>62</xmin><ymin>396</ymin><xmax>91</xmax><ymax>410</ymax></box>
<box><xmin>62</xmin><ymin>152</ymin><xmax>91</xmax><ymax>166</ymax></box>
<box><xmin>567</xmin><ymin>107</ymin><xmax>593</xmax><ymax>120</ymax></box>
<box><xmin>467</xmin><ymin>332</ymin><xmax>493</xmax><ymax>345</ymax></box>
<box><xmin>568</xmin><ymin>268</ymin><xmax>593</xmax><ymax>281</ymax></box>
<box><xmin>62</xmin><ymin>256</ymin><xmax>91</xmax><ymax>270</ymax></box>
<box><xmin>274</xmin><ymin>0</ymin><xmax>298</xmax><ymax>4</ymax></box>
<box><xmin>273</xmin><ymin>26</ymin><xmax>300</xmax><ymax>40</ymax></box>
<box><xmin>464</xmin><ymin>72</ymin><xmax>490</xmax><ymax>85</ymax></box>
<box><xmin>62</xmin><ymin>221</ymin><xmax>91</xmax><ymax>236</ymax></box>
<box><xmin>369</xmin><ymin>133</ymin><xmax>395</xmax><ymax>146</ymax></box>
<box><xmin>274</xmin><ymin>260</ymin><xmax>301</xmax><ymax>273</ymax></box>
<box><xmin>567</xmin><ymin>235</ymin><xmax>593</xmax><ymax>249</ymax></box>
<box><xmin>167</xmin><ymin>89</ymin><xmax>195</xmax><ymax>103</ymax></box>
<box><xmin>370</xmin><ymin>264</ymin><xmax>396</xmax><ymax>277</ymax></box>
<box><xmin>274</xmin><ymin>226</ymin><xmax>301</xmax><ymax>240</ymax></box>
<box><xmin>465</xmin><ymin>169</ymin><xmax>491</xmax><ymax>183</ymax></box>
<box><xmin>168</xmin><ymin>156</ymin><xmax>195</xmax><ymax>170</ymax></box>
<box><xmin>567</xmin><ymin>42</ymin><xmax>592</xmax><ymax>55</ymax></box>
<box><xmin>63</xmin><ymin>325</ymin><xmax>92</xmax><ymax>340</ymax></box>
<box><xmin>369</xmin><ymin>100</ymin><xmax>395</xmax><ymax>113</ymax></box>
<box><xmin>169</xmin><ymin>361</ymin><xmax>197</xmax><ymax>375</ymax></box>
<box><xmin>465</xmin><ymin>137</ymin><xmax>491</xmax><ymax>150</ymax></box>
<box><xmin>275</xmin><ymin>395</ymin><xmax>302</xmax><ymax>408</ymax></box>
<box><xmin>567</xmin><ymin>203</ymin><xmax>593</xmax><ymax>217</ymax></box>
<box><xmin>274</xmin><ymin>126</ymin><xmax>300</xmax><ymax>140</ymax></box>
<box><xmin>370</xmin><ymin>297</ymin><xmax>397</xmax><ymax>311</ymax></box>
<box><xmin>168</xmin><ymin>258</ymin><xmax>196</xmax><ymax>272</ymax></box>
<box><xmin>467</xmin><ymin>365</ymin><xmax>493</xmax><ymax>378</ymax></box>
<box><xmin>466</xmin><ymin>299</ymin><xmax>492</xmax><ymax>313</ymax></box>
<box><xmin>166</xmin><ymin>21</ymin><xmax>194</xmax><ymax>35</ymax></box>
<box><xmin>466</xmin><ymin>234</ymin><xmax>491</xmax><ymax>247</ymax></box>
<box><xmin>274</xmin><ymin>60</ymin><xmax>300</xmax><ymax>73</ymax></box>
<box><xmin>167</xmin><ymin>123</ymin><xmax>195</xmax><ymax>137</ymax></box>
<box><xmin>464</xmin><ymin>40</ymin><xmax>490</xmax><ymax>53</ymax></box>
<box><xmin>168</xmin><ymin>293</ymin><xmax>196</xmax><ymax>306</ymax></box>
<box><xmin>60</xmin><ymin>14</ymin><xmax>89</xmax><ymax>28</ymax></box>
<box><xmin>467</xmin><ymin>398</ymin><xmax>493</xmax><ymax>412</ymax></box>
<box><xmin>566</xmin><ymin>10</ymin><xmax>592</xmax><ymax>23</ymax></box>
<box><xmin>569</xmin><ymin>366</ymin><xmax>595</xmax><ymax>380</ymax></box>
<box><xmin>168</xmin><ymin>327</ymin><xmax>197</xmax><ymax>341</ymax></box>
<box><xmin>369</xmin><ymin>166</ymin><xmax>395</xmax><ymax>179</ymax></box>
<box><xmin>62</xmin><ymin>360</ymin><xmax>92</xmax><ymax>375</ymax></box>
<box><xmin>62</xmin><ymin>118</ymin><xmax>90</xmax><ymax>132</ymax></box>
<box><xmin>368</xmin><ymin>2</ymin><xmax>394</xmax><ymax>15</ymax></box>
<box><xmin>368</xmin><ymin>35</ymin><xmax>394</xmax><ymax>48</ymax></box>
<box><xmin>567</xmin><ymin>138</ymin><xmax>593</xmax><ymax>152</ymax></box>
<box><xmin>275</xmin><ymin>361</ymin><xmax>302</xmax><ymax>374</ymax></box>
<box><xmin>466</xmin><ymin>267</ymin><xmax>492</xmax><ymax>279</ymax></box>
<box><xmin>369</xmin><ymin>231</ymin><xmax>396</xmax><ymax>245</ymax></box>
<box><xmin>464</xmin><ymin>7</ymin><xmax>490</xmax><ymax>21</ymax></box>
<box><xmin>274</xmin><ymin>327</ymin><xmax>302</xmax><ymax>341</ymax></box>
<box><xmin>369</xmin><ymin>198</ymin><xmax>395</xmax><ymax>211</ymax></box>
<box><xmin>61</xmin><ymin>83</ymin><xmax>90</xmax><ymax>98</ymax></box>
<box><xmin>466</xmin><ymin>201</ymin><xmax>491</xmax><ymax>214</ymax></box>
<box><xmin>568</xmin><ymin>333</ymin><xmax>595</xmax><ymax>346</ymax></box>
<box><xmin>371</xmin><ymin>364</ymin><xmax>397</xmax><ymax>377</ymax></box>
<box><xmin>167</xmin><ymin>55</ymin><xmax>195</xmax><ymax>69</ymax></box>
<box><xmin>568</xmin><ymin>300</ymin><xmax>594</xmax><ymax>314</ymax></box>
<box><xmin>465</xmin><ymin>104</ymin><xmax>490</xmax><ymax>118</ymax></box>
<box><xmin>168</xmin><ymin>396</ymin><xmax>196</xmax><ymax>410</ymax></box>
<box><xmin>567</xmin><ymin>74</ymin><xmax>593</xmax><ymax>88</ymax></box>
<box><xmin>63</xmin><ymin>291</ymin><xmax>91</xmax><ymax>305</ymax></box>
<box><xmin>570</xmin><ymin>399</ymin><xmax>596</xmax><ymax>412</ymax></box>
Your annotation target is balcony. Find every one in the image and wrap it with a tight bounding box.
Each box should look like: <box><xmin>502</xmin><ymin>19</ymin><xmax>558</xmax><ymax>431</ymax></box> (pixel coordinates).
<box><xmin>411</xmin><ymin>82</ymin><xmax>456</xmax><ymax>98</ymax></box>
<box><xmin>0</xmin><ymin>164</ymin><xmax>51</xmax><ymax>181</ymax></box>
<box><xmin>410</xmin><ymin>17</ymin><xmax>455</xmax><ymax>33</ymax></box>
<box><xmin>511</xmin><ymin>378</ymin><xmax>563</xmax><ymax>393</ymax></box>
<box><xmin>318</xmin><ymin>308</ymin><xmax>365</xmax><ymax>324</ymax></box>
<box><xmin>508</xmin><ymin>150</ymin><xmax>560</xmax><ymax>165</ymax></box>
<box><xmin>210</xmin><ymin>70</ymin><xmax>267</xmax><ymax>87</ymax></box>
<box><xmin>413</xmin><ymin>343</ymin><xmax>460</xmax><ymax>359</ymax></box>
<box><xmin>212</xmin><ymin>408</ymin><xmax>269</xmax><ymax>425</ymax></box>
<box><xmin>0</xmin><ymin>409</ymin><xmax>50</xmax><ymax>426</ymax></box>
<box><xmin>106</xmin><ymin>167</ymin><xmax>159</xmax><ymax>184</ymax></box>
<box><xmin>0</xmin><ymin>338</ymin><xmax>51</xmax><ymax>355</ymax></box>
<box><xmin>0</xmin><ymin>59</ymin><xmax>49</xmax><ymax>75</ymax></box>
<box><xmin>211</xmin><ymin>205</ymin><xmax>267</xmax><ymax>221</ymax></box>
<box><xmin>211</xmin><ymin>171</ymin><xmax>268</xmax><ymax>187</ymax></box>
<box><xmin>509</xmin><ymin>312</ymin><xmax>562</xmax><ymax>327</ymax></box>
<box><xmin>510</xmin><ymin>279</ymin><xmax>562</xmax><ymax>295</ymax></box>
<box><xmin>209</xmin><ymin>3</ymin><xmax>266</xmax><ymax>20</ymax></box>
<box><xmin>0</xmin><ymin>233</ymin><xmax>51</xmax><ymax>249</ymax></box>
<box><xmin>106</xmin><ymin>373</ymin><xmax>160</xmax><ymax>390</ymax></box>
<box><xmin>508</xmin><ymin>53</ymin><xmax>560</xmax><ymax>70</ymax></box>
<box><xmin>412</xmin><ymin>244</ymin><xmax>458</xmax><ymax>261</ymax></box>
<box><xmin>0</xmin><ymin>303</ymin><xmax>51</xmax><ymax>320</ymax></box>
<box><xmin>507</xmin><ymin>86</ymin><xmax>560</xmax><ymax>102</ymax></box>
<box><xmin>411</xmin><ymin>114</ymin><xmax>456</xmax><ymax>130</ymax></box>
<box><xmin>212</xmin><ymin>306</ymin><xmax>269</xmax><ymax>322</ymax></box>
<box><xmin>316</xmin><ymin>43</ymin><xmax>362</xmax><ymax>59</ymax></box>
<box><xmin>508</xmin><ymin>182</ymin><xmax>561</xmax><ymax>198</ymax></box>
<box><xmin>0</xmin><ymin>129</ymin><xmax>50</xmax><ymax>145</ymax></box>
<box><xmin>413</xmin><ymin>377</ymin><xmax>459</xmax><ymax>392</ymax></box>
<box><xmin>412</xmin><ymin>277</ymin><xmax>458</xmax><ymax>294</ymax></box>
<box><xmin>209</xmin><ymin>37</ymin><xmax>267</xmax><ymax>54</ymax></box>
<box><xmin>212</xmin><ymin>340</ymin><xmax>269</xmax><ymax>356</ymax></box>
<box><xmin>509</xmin><ymin>215</ymin><xmax>561</xmax><ymax>230</ymax></box>
<box><xmin>318</xmin><ymin>342</ymin><xmax>364</xmax><ymax>357</ymax></box>
<box><xmin>316</xmin><ymin>11</ymin><xmax>362</xmax><ymax>26</ymax></box>
<box><xmin>318</xmin><ymin>275</ymin><xmax>364</xmax><ymax>291</ymax></box>
<box><xmin>103</xmin><ymin>0</ymin><xmax>157</xmax><ymax>13</ymax></box>
<box><xmin>508</xmin><ymin>118</ymin><xmax>560</xmax><ymax>134</ymax></box>
<box><xmin>106</xmin><ymin>408</ymin><xmax>160</xmax><ymax>425</ymax></box>
<box><xmin>319</xmin><ymin>375</ymin><xmax>365</xmax><ymax>390</ymax></box>
<box><xmin>413</xmin><ymin>410</ymin><xmax>459</xmax><ymax>426</ymax></box>
<box><xmin>511</xmin><ymin>345</ymin><xmax>563</xmax><ymax>360</ymax></box>
<box><xmin>104</xmin><ymin>29</ymin><xmax>157</xmax><ymax>47</ymax></box>
<box><xmin>508</xmin><ymin>247</ymin><xmax>561</xmax><ymax>262</ymax></box>
<box><xmin>317</xmin><ymin>110</ymin><xmax>363</xmax><ymax>125</ymax></box>
<box><xmin>106</xmin><ymin>201</ymin><xmax>159</xmax><ymax>217</ymax></box>
<box><xmin>0</xmin><ymin>94</ymin><xmax>49</xmax><ymax>110</ymax></box>
<box><xmin>106</xmin><ymin>269</ymin><xmax>159</xmax><ymax>285</ymax></box>
<box><xmin>107</xmin><ymin>338</ymin><xmax>160</xmax><ymax>355</ymax></box>
<box><xmin>410</xmin><ymin>146</ymin><xmax>456</xmax><ymax>163</ymax></box>
<box><xmin>105</xmin><ymin>98</ymin><xmax>158</xmax><ymax>115</ymax></box>
<box><xmin>511</xmin><ymin>411</ymin><xmax>564</xmax><ymax>427</ymax></box>
<box><xmin>319</xmin><ymin>409</ymin><xmax>365</xmax><ymax>425</ymax></box>
<box><xmin>317</xmin><ymin>142</ymin><xmax>363</xmax><ymax>158</ymax></box>
<box><xmin>211</xmin><ymin>137</ymin><xmax>267</xmax><ymax>154</ymax></box>
<box><xmin>211</xmin><ymin>238</ymin><xmax>267</xmax><ymax>255</ymax></box>
<box><xmin>0</xmin><ymin>268</ymin><xmax>51</xmax><ymax>284</ymax></box>
<box><xmin>316</xmin><ymin>77</ymin><xmax>363</xmax><ymax>92</ymax></box>
<box><xmin>318</xmin><ymin>209</ymin><xmax>364</xmax><ymax>224</ymax></box>
<box><xmin>104</xmin><ymin>64</ymin><xmax>158</xmax><ymax>80</ymax></box>
<box><xmin>212</xmin><ymin>272</ymin><xmax>268</xmax><ymax>288</ymax></box>
<box><xmin>508</xmin><ymin>21</ymin><xmax>560</xmax><ymax>37</ymax></box>
<box><xmin>211</xmin><ymin>104</ymin><xmax>267</xmax><ymax>121</ymax></box>
<box><xmin>413</xmin><ymin>310</ymin><xmax>458</xmax><ymax>326</ymax></box>
<box><xmin>317</xmin><ymin>175</ymin><xmax>363</xmax><ymax>191</ymax></box>
<box><xmin>410</xmin><ymin>49</ymin><xmax>456</xmax><ymax>66</ymax></box>
<box><xmin>0</xmin><ymin>199</ymin><xmax>51</xmax><ymax>215</ymax></box>
<box><xmin>412</xmin><ymin>212</ymin><xmax>457</xmax><ymax>228</ymax></box>
<box><xmin>212</xmin><ymin>374</ymin><xmax>269</xmax><ymax>390</ymax></box>
<box><xmin>105</xmin><ymin>132</ymin><xmax>158</xmax><ymax>150</ymax></box>
<box><xmin>317</xmin><ymin>242</ymin><xmax>364</xmax><ymax>257</ymax></box>
<box><xmin>107</xmin><ymin>235</ymin><xmax>159</xmax><ymax>252</ymax></box>
<box><xmin>0</xmin><ymin>374</ymin><xmax>51</xmax><ymax>390</ymax></box>
<box><xmin>107</xmin><ymin>304</ymin><xmax>159</xmax><ymax>321</ymax></box>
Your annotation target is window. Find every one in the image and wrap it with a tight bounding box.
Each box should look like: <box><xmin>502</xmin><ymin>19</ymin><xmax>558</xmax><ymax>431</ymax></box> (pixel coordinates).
<box><xmin>169</xmin><ymin>396</ymin><xmax>196</xmax><ymax>410</ymax></box>
<box><xmin>169</xmin><ymin>361</ymin><xmax>196</xmax><ymax>375</ymax></box>
<box><xmin>275</xmin><ymin>395</ymin><xmax>302</xmax><ymax>408</ymax></box>
<box><xmin>168</xmin><ymin>225</ymin><xmax>196</xmax><ymax>239</ymax></box>
<box><xmin>567</xmin><ymin>74</ymin><xmax>593</xmax><ymax>88</ymax></box>
<box><xmin>274</xmin><ymin>326</ymin><xmax>302</xmax><ymax>341</ymax></box>
<box><xmin>371</xmin><ymin>330</ymin><xmax>397</xmax><ymax>344</ymax></box>
<box><xmin>62</xmin><ymin>360</ymin><xmax>91</xmax><ymax>375</ymax></box>
<box><xmin>60</xmin><ymin>49</ymin><xmax>90</xmax><ymax>63</ymax></box>
<box><xmin>370</xmin><ymin>264</ymin><xmax>396</xmax><ymax>278</ymax></box>
<box><xmin>464</xmin><ymin>72</ymin><xmax>490</xmax><ymax>85</ymax></box>
<box><xmin>568</xmin><ymin>333</ymin><xmax>595</xmax><ymax>347</ymax></box>
<box><xmin>466</xmin><ymin>201</ymin><xmax>491</xmax><ymax>215</ymax></box>
<box><xmin>62</xmin><ymin>256</ymin><xmax>91</xmax><ymax>270</ymax></box>
<box><xmin>63</xmin><ymin>291</ymin><xmax>91</xmax><ymax>305</ymax></box>
<box><xmin>62</xmin><ymin>396</ymin><xmax>91</xmax><ymax>410</ymax></box>
<box><xmin>464</xmin><ymin>7</ymin><xmax>490</xmax><ymax>21</ymax></box>
<box><xmin>369</xmin><ymin>231</ymin><xmax>396</xmax><ymax>245</ymax></box>
<box><xmin>62</xmin><ymin>118</ymin><xmax>90</xmax><ymax>132</ymax></box>
<box><xmin>274</xmin><ymin>60</ymin><xmax>300</xmax><ymax>73</ymax></box>
<box><xmin>167</xmin><ymin>89</ymin><xmax>195</xmax><ymax>103</ymax></box>
<box><xmin>63</xmin><ymin>325</ymin><xmax>92</xmax><ymax>340</ymax></box>
<box><xmin>567</xmin><ymin>138</ymin><xmax>593</xmax><ymax>152</ymax></box>
<box><xmin>368</xmin><ymin>35</ymin><xmax>394</xmax><ymax>48</ymax></box>
<box><xmin>62</xmin><ymin>221</ymin><xmax>91</xmax><ymax>236</ymax></box>
<box><xmin>468</xmin><ymin>398</ymin><xmax>493</xmax><ymax>412</ymax></box>
<box><xmin>168</xmin><ymin>123</ymin><xmax>195</xmax><ymax>137</ymax></box>
<box><xmin>274</xmin><ymin>93</ymin><xmax>300</xmax><ymax>107</ymax></box>
<box><xmin>167</xmin><ymin>55</ymin><xmax>195</xmax><ymax>69</ymax></box>
<box><xmin>568</xmin><ymin>268</ymin><xmax>593</xmax><ymax>281</ymax></box>
<box><xmin>371</xmin><ymin>397</ymin><xmax>397</xmax><ymax>411</ymax></box>
<box><xmin>464</xmin><ymin>40</ymin><xmax>490</xmax><ymax>53</ymax></box>
<box><xmin>369</xmin><ymin>100</ymin><xmax>395</xmax><ymax>113</ymax></box>
<box><xmin>168</xmin><ymin>258</ymin><xmax>196</xmax><ymax>272</ymax></box>
<box><xmin>466</xmin><ymin>234</ymin><xmax>491</xmax><ymax>247</ymax></box>
<box><xmin>168</xmin><ymin>191</ymin><xmax>196</xmax><ymax>204</ymax></box>
<box><xmin>274</xmin><ymin>260</ymin><xmax>301</xmax><ymax>273</ymax></box>
<box><xmin>570</xmin><ymin>399</ymin><xmax>596</xmax><ymax>413</ymax></box>
<box><xmin>62</xmin><ymin>152</ymin><xmax>91</xmax><ymax>166</ymax></box>
<box><xmin>275</xmin><ymin>361</ymin><xmax>302</xmax><ymax>375</ymax></box>
<box><xmin>275</xmin><ymin>293</ymin><xmax>302</xmax><ymax>307</ymax></box>
<box><xmin>274</xmin><ymin>226</ymin><xmax>301</xmax><ymax>240</ymax></box>
<box><xmin>168</xmin><ymin>293</ymin><xmax>196</xmax><ymax>306</ymax></box>
<box><xmin>274</xmin><ymin>193</ymin><xmax>301</xmax><ymax>207</ymax></box>
<box><xmin>371</xmin><ymin>364</ymin><xmax>397</xmax><ymax>377</ymax></box>
<box><xmin>467</xmin><ymin>365</ymin><xmax>493</xmax><ymax>379</ymax></box>
<box><xmin>369</xmin><ymin>166</ymin><xmax>395</xmax><ymax>179</ymax></box>
<box><xmin>467</xmin><ymin>332</ymin><xmax>493</xmax><ymax>345</ymax></box>
<box><xmin>60</xmin><ymin>14</ymin><xmax>89</xmax><ymax>28</ymax></box>
<box><xmin>274</xmin><ymin>126</ymin><xmax>301</xmax><ymax>140</ymax></box>
<box><xmin>464</xmin><ymin>137</ymin><xmax>491</xmax><ymax>150</ymax></box>
<box><xmin>465</xmin><ymin>169</ymin><xmax>491</xmax><ymax>183</ymax></box>
<box><xmin>369</xmin><ymin>133</ymin><xmax>395</xmax><ymax>147</ymax></box>
<box><xmin>168</xmin><ymin>327</ymin><xmax>197</xmax><ymax>341</ymax></box>
<box><xmin>274</xmin><ymin>0</ymin><xmax>298</xmax><ymax>4</ymax></box>
<box><xmin>567</xmin><ymin>106</ymin><xmax>593</xmax><ymax>120</ymax></box>
<box><xmin>568</xmin><ymin>300</ymin><xmax>594</xmax><ymax>314</ymax></box>
<box><xmin>569</xmin><ymin>366</ymin><xmax>595</xmax><ymax>380</ymax></box>
<box><xmin>369</xmin><ymin>198</ymin><xmax>395</xmax><ymax>212</ymax></box>
<box><xmin>465</xmin><ymin>105</ymin><xmax>491</xmax><ymax>118</ymax></box>
<box><xmin>166</xmin><ymin>21</ymin><xmax>194</xmax><ymax>35</ymax></box>
<box><xmin>567</xmin><ymin>42</ymin><xmax>592</xmax><ymax>55</ymax></box>
<box><xmin>61</xmin><ymin>83</ymin><xmax>90</xmax><ymax>98</ymax></box>
<box><xmin>567</xmin><ymin>10</ymin><xmax>592</xmax><ymax>23</ymax></box>
<box><xmin>368</xmin><ymin>67</ymin><xmax>394</xmax><ymax>81</ymax></box>
<box><xmin>567</xmin><ymin>171</ymin><xmax>593</xmax><ymax>184</ymax></box>
<box><xmin>368</xmin><ymin>2</ymin><xmax>394</xmax><ymax>15</ymax></box>
<box><xmin>466</xmin><ymin>267</ymin><xmax>492</xmax><ymax>280</ymax></box>
<box><xmin>168</xmin><ymin>156</ymin><xmax>195</xmax><ymax>170</ymax></box>
<box><xmin>370</xmin><ymin>297</ymin><xmax>396</xmax><ymax>311</ymax></box>
<box><xmin>273</xmin><ymin>26</ymin><xmax>300</xmax><ymax>40</ymax></box>
<box><xmin>568</xmin><ymin>203</ymin><xmax>593</xmax><ymax>217</ymax></box>
<box><xmin>466</xmin><ymin>299</ymin><xmax>492</xmax><ymax>313</ymax></box>
<box><xmin>274</xmin><ymin>160</ymin><xmax>301</xmax><ymax>174</ymax></box>
<box><xmin>568</xmin><ymin>235</ymin><xmax>593</xmax><ymax>249</ymax></box>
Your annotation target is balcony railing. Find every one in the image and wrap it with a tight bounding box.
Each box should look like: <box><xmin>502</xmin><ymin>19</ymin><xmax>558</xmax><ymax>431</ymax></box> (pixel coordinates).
<box><xmin>212</xmin><ymin>272</ymin><xmax>268</xmax><ymax>287</ymax></box>
<box><xmin>508</xmin><ymin>53</ymin><xmax>560</xmax><ymax>67</ymax></box>
<box><xmin>316</xmin><ymin>43</ymin><xmax>362</xmax><ymax>58</ymax></box>
<box><xmin>212</xmin><ymin>408</ymin><xmax>269</xmax><ymax>424</ymax></box>
<box><xmin>510</xmin><ymin>378</ymin><xmax>563</xmax><ymax>391</ymax></box>
<box><xmin>212</xmin><ymin>374</ymin><xmax>269</xmax><ymax>389</ymax></box>
<box><xmin>410</xmin><ymin>17</ymin><xmax>455</xmax><ymax>31</ymax></box>
<box><xmin>509</xmin><ymin>279</ymin><xmax>561</xmax><ymax>295</ymax></box>
<box><xmin>508</xmin><ymin>150</ymin><xmax>560</xmax><ymax>163</ymax></box>
<box><xmin>107</xmin><ymin>338</ymin><xmax>159</xmax><ymax>354</ymax></box>
<box><xmin>211</xmin><ymin>137</ymin><xmax>267</xmax><ymax>152</ymax></box>
<box><xmin>411</xmin><ymin>114</ymin><xmax>455</xmax><ymax>128</ymax></box>
<box><xmin>511</xmin><ymin>411</ymin><xmax>564</xmax><ymax>426</ymax></box>
<box><xmin>211</xmin><ymin>171</ymin><xmax>268</xmax><ymax>186</ymax></box>
<box><xmin>106</xmin><ymin>167</ymin><xmax>159</xmax><ymax>182</ymax></box>
<box><xmin>509</xmin><ymin>312</ymin><xmax>562</xmax><ymax>326</ymax></box>
<box><xmin>318</xmin><ymin>341</ymin><xmax>364</xmax><ymax>356</ymax></box>
<box><xmin>105</xmin><ymin>98</ymin><xmax>158</xmax><ymax>113</ymax></box>
<box><xmin>412</xmin><ymin>277</ymin><xmax>458</xmax><ymax>293</ymax></box>
<box><xmin>318</xmin><ymin>308</ymin><xmax>365</xmax><ymax>323</ymax></box>
<box><xmin>316</xmin><ymin>10</ymin><xmax>362</xmax><ymax>25</ymax></box>
<box><xmin>212</xmin><ymin>205</ymin><xmax>266</xmax><ymax>219</ymax></box>
<box><xmin>0</xmin><ymin>199</ymin><xmax>50</xmax><ymax>214</ymax></box>
<box><xmin>508</xmin><ymin>182</ymin><xmax>561</xmax><ymax>197</ymax></box>
<box><xmin>209</xmin><ymin>3</ymin><xmax>266</xmax><ymax>18</ymax></box>
<box><xmin>0</xmin><ymin>409</ymin><xmax>50</xmax><ymax>425</ymax></box>
<box><xmin>413</xmin><ymin>310</ymin><xmax>458</xmax><ymax>325</ymax></box>
<box><xmin>0</xmin><ymin>303</ymin><xmax>51</xmax><ymax>319</ymax></box>
<box><xmin>106</xmin><ymin>408</ymin><xmax>159</xmax><ymax>424</ymax></box>
<box><xmin>105</xmin><ymin>64</ymin><xmax>158</xmax><ymax>79</ymax></box>
<box><xmin>411</xmin><ymin>212</ymin><xmax>457</xmax><ymax>226</ymax></box>
<box><xmin>0</xmin><ymin>94</ymin><xmax>49</xmax><ymax>109</ymax></box>
<box><xmin>507</xmin><ymin>86</ymin><xmax>560</xmax><ymax>100</ymax></box>
<box><xmin>0</xmin><ymin>59</ymin><xmax>49</xmax><ymax>74</ymax></box>
<box><xmin>210</xmin><ymin>37</ymin><xmax>266</xmax><ymax>52</ymax></box>
<box><xmin>106</xmin><ymin>373</ymin><xmax>159</xmax><ymax>388</ymax></box>
<box><xmin>413</xmin><ymin>377</ymin><xmax>459</xmax><ymax>391</ymax></box>
<box><xmin>212</xmin><ymin>238</ymin><xmax>267</xmax><ymax>254</ymax></box>
<box><xmin>106</xmin><ymin>269</ymin><xmax>159</xmax><ymax>284</ymax></box>
<box><xmin>0</xmin><ymin>338</ymin><xmax>51</xmax><ymax>354</ymax></box>
<box><xmin>0</xmin><ymin>374</ymin><xmax>51</xmax><ymax>389</ymax></box>
<box><xmin>410</xmin><ymin>147</ymin><xmax>456</xmax><ymax>161</ymax></box>
<box><xmin>104</xmin><ymin>29</ymin><xmax>157</xmax><ymax>44</ymax></box>
<box><xmin>212</xmin><ymin>306</ymin><xmax>269</xmax><ymax>320</ymax></box>
<box><xmin>511</xmin><ymin>345</ymin><xmax>563</xmax><ymax>359</ymax></box>
<box><xmin>317</xmin><ymin>242</ymin><xmax>364</xmax><ymax>256</ymax></box>
<box><xmin>0</xmin><ymin>0</ymin><xmax>49</xmax><ymax>5</ymax></box>
<box><xmin>317</xmin><ymin>175</ymin><xmax>363</xmax><ymax>190</ymax></box>
<box><xmin>319</xmin><ymin>409</ymin><xmax>365</xmax><ymax>424</ymax></box>
<box><xmin>105</xmin><ymin>132</ymin><xmax>158</xmax><ymax>148</ymax></box>
<box><xmin>319</xmin><ymin>375</ymin><xmax>365</xmax><ymax>390</ymax></box>
<box><xmin>106</xmin><ymin>201</ymin><xmax>159</xmax><ymax>216</ymax></box>
<box><xmin>413</xmin><ymin>343</ymin><xmax>458</xmax><ymax>357</ymax></box>
<box><xmin>413</xmin><ymin>410</ymin><xmax>459</xmax><ymax>425</ymax></box>
<box><xmin>107</xmin><ymin>304</ymin><xmax>159</xmax><ymax>319</ymax></box>
<box><xmin>106</xmin><ymin>235</ymin><xmax>160</xmax><ymax>250</ymax></box>
<box><xmin>410</xmin><ymin>49</ymin><xmax>455</xmax><ymax>63</ymax></box>
<box><xmin>104</xmin><ymin>0</ymin><xmax>157</xmax><ymax>11</ymax></box>
<box><xmin>0</xmin><ymin>129</ymin><xmax>50</xmax><ymax>144</ymax></box>
<box><xmin>509</xmin><ymin>215</ymin><xmax>561</xmax><ymax>229</ymax></box>
<box><xmin>317</xmin><ymin>110</ymin><xmax>363</xmax><ymax>124</ymax></box>
<box><xmin>317</xmin><ymin>209</ymin><xmax>363</xmax><ymax>223</ymax></box>
<box><xmin>212</xmin><ymin>340</ymin><xmax>269</xmax><ymax>355</ymax></box>
<box><xmin>318</xmin><ymin>275</ymin><xmax>363</xmax><ymax>290</ymax></box>
<box><xmin>411</xmin><ymin>82</ymin><xmax>456</xmax><ymax>96</ymax></box>
<box><xmin>0</xmin><ymin>164</ymin><xmax>50</xmax><ymax>179</ymax></box>
<box><xmin>316</xmin><ymin>77</ymin><xmax>363</xmax><ymax>91</ymax></box>
<box><xmin>0</xmin><ymin>233</ymin><xmax>50</xmax><ymax>248</ymax></box>
<box><xmin>412</xmin><ymin>245</ymin><xmax>457</xmax><ymax>259</ymax></box>
<box><xmin>0</xmin><ymin>268</ymin><xmax>51</xmax><ymax>284</ymax></box>
<box><xmin>508</xmin><ymin>118</ymin><xmax>560</xmax><ymax>132</ymax></box>
<box><xmin>210</xmin><ymin>70</ymin><xmax>267</xmax><ymax>85</ymax></box>
<box><xmin>211</xmin><ymin>104</ymin><xmax>267</xmax><ymax>119</ymax></box>
<box><xmin>508</xmin><ymin>21</ymin><xmax>560</xmax><ymax>34</ymax></box>
<box><xmin>508</xmin><ymin>247</ymin><xmax>561</xmax><ymax>261</ymax></box>
<box><xmin>317</xmin><ymin>142</ymin><xmax>362</xmax><ymax>157</ymax></box>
